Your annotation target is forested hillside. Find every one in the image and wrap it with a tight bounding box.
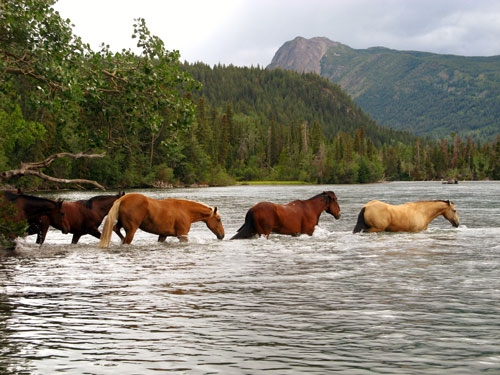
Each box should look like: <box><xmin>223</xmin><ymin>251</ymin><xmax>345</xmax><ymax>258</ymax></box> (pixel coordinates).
<box><xmin>269</xmin><ymin>37</ymin><xmax>500</xmax><ymax>140</ymax></box>
<box><xmin>1</xmin><ymin>1</ymin><xmax>500</xmax><ymax>191</ymax></box>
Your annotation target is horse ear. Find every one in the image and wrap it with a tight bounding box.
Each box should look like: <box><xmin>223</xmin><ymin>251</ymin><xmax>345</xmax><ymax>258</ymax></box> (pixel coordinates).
<box><xmin>213</xmin><ymin>207</ymin><xmax>218</xmax><ymax>215</ymax></box>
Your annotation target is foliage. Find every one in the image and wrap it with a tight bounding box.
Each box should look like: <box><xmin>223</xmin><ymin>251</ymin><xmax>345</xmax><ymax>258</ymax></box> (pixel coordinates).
<box><xmin>1</xmin><ymin>0</ymin><xmax>197</xmax><ymax>189</ymax></box>
<box><xmin>0</xmin><ymin>198</ymin><xmax>27</xmax><ymax>249</ymax></box>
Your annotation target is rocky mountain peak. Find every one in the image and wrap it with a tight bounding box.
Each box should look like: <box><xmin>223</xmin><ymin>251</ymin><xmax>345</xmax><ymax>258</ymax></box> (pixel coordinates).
<box><xmin>267</xmin><ymin>36</ymin><xmax>341</xmax><ymax>74</ymax></box>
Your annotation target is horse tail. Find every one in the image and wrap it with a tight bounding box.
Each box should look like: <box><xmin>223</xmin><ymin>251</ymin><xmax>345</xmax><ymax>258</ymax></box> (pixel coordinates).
<box><xmin>353</xmin><ymin>207</ymin><xmax>368</xmax><ymax>234</ymax></box>
<box><xmin>230</xmin><ymin>209</ymin><xmax>256</xmax><ymax>239</ymax></box>
<box><xmin>99</xmin><ymin>199</ymin><xmax>121</xmax><ymax>248</ymax></box>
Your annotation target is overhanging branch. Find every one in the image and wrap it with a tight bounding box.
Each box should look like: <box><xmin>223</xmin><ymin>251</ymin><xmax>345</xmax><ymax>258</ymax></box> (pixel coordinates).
<box><xmin>1</xmin><ymin>152</ymin><xmax>107</xmax><ymax>190</ymax></box>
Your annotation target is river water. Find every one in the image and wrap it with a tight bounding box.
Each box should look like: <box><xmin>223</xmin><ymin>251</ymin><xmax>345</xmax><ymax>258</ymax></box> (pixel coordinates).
<box><xmin>1</xmin><ymin>181</ymin><xmax>499</xmax><ymax>374</ymax></box>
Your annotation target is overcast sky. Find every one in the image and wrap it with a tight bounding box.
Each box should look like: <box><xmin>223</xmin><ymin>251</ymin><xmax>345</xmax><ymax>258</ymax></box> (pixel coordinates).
<box><xmin>53</xmin><ymin>0</ymin><xmax>500</xmax><ymax>67</ymax></box>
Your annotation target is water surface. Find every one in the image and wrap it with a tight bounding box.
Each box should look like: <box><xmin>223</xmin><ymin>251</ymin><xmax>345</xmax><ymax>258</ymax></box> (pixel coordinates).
<box><xmin>1</xmin><ymin>182</ymin><xmax>499</xmax><ymax>374</ymax></box>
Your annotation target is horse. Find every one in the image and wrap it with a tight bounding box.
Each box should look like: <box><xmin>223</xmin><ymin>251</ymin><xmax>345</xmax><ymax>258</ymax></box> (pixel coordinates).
<box><xmin>35</xmin><ymin>192</ymin><xmax>125</xmax><ymax>244</ymax></box>
<box><xmin>230</xmin><ymin>191</ymin><xmax>341</xmax><ymax>239</ymax></box>
<box><xmin>1</xmin><ymin>191</ymin><xmax>69</xmax><ymax>245</ymax></box>
<box><xmin>99</xmin><ymin>193</ymin><xmax>224</xmax><ymax>247</ymax></box>
<box><xmin>352</xmin><ymin>199</ymin><xmax>460</xmax><ymax>233</ymax></box>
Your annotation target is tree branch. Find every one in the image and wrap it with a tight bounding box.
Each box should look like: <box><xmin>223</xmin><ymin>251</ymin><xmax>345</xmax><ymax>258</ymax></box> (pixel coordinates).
<box><xmin>1</xmin><ymin>152</ymin><xmax>107</xmax><ymax>190</ymax></box>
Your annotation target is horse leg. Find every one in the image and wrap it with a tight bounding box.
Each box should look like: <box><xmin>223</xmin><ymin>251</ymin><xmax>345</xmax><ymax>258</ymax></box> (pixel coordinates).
<box><xmin>177</xmin><ymin>235</ymin><xmax>188</xmax><ymax>242</ymax></box>
<box><xmin>113</xmin><ymin>222</ymin><xmax>125</xmax><ymax>242</ymax></box>
<box><xmin>158</xmin><ymin>235</ymin><xmax>166</xmax><ymax>242</ymax></box>
<box><xmin>88</xmin><ymin>227</ymin><xmax>102</xmax><ymax>240</ymax></box>
<box><xmin>71</xmin><ymin>234</ymin><xmax>82</xmax><ymax>244</ymax></box>
<box><xmin>122</xmin><ymin>226</ymin><xmax>138</xmax><ymax>245</ymax></box>
<box><xmin>36</xmin><ymin>216</ymin><xmax>51</xmax><ymax>245</ymax></box>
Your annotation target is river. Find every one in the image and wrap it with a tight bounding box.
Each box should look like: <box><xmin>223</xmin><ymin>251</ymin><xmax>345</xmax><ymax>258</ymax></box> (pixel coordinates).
<box><xmin>1</xmin><ymin>181</ymin><xmax>499</xmax><ymax>374</ymax></box>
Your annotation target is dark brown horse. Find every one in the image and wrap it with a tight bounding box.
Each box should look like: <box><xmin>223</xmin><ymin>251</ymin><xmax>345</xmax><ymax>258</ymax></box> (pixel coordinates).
<box><xmin>1</xmin><ymin>190</ymin><xmax>69</xmax><ymax>245</ymax></box>
<box><xmin>230</xmin><ymin>191</ymin><xmax>341</xmax><ymax>239</ymax></box>
<box><xmin>353</xmin><ymin>199</ymin><xmax>460</xmax><ymax>233</ymax></box>
<box><xmin>35</xmin><ymin>192</ymin><xmax>125</xmax><ymax>244</ymax></box>
<box><xmin>99</xmin><ymin>193</ymin><xmax>225</xmax><ymax>247</ymax></box>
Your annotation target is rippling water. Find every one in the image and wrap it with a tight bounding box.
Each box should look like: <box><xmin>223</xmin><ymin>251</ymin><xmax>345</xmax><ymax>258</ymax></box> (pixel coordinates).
<box><xmin>1</xmin><ymin>182</ymin><xmax>500</xmax><ymax>374</ymax></box>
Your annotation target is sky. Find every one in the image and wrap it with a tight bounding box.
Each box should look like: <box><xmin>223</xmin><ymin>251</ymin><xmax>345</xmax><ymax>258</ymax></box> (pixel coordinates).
<box><xmin>53</xmin><ymin>0</ymin><xmax>500</xmax><ymax>67</ymax></box>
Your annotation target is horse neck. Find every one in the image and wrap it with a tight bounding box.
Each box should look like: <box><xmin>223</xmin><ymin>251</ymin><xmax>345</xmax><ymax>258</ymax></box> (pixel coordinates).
<box><xmin>419</xmin><ymin>201</ymin><xmax>448</xmax><ymax>221</ymax></box>
<box><xmin>188</xmin><ymin>202</ymin><xmax>213</xmax><ymax>222</ymax></box>
<box><xmin>306</xmin><ymin>195</ymin><xmax>329</xmax><ymax>215</ymax></box>
<box><xmin>25</xmin><ymin>199</ymin><xmax>57</xmax><ymax>218</ymax></box>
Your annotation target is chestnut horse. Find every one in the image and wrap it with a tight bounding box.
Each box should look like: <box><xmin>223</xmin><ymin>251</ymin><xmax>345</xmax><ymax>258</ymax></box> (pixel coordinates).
<box><xmin>35</xmin><ymin>192</ymin><xmax>125</xmax><ymax>244</ymax></box>
<box><xmin>99</xmin><ymin>193</ymin><xmax>224</xmax><ymax>247</ymax></box>
<box><xmin>353</xmin><ymin>199</ymin><xmax>460</xmax><ymax>233</ymax></box>
<box><xmin>1</xmin><ymin>191</ymin><xmax>69</xmax><ymax>244</ymax></box>
<box><xmin>230</xmin><ymin>191</ymin><xmax>341</xmax><ymax>239</ymax></box>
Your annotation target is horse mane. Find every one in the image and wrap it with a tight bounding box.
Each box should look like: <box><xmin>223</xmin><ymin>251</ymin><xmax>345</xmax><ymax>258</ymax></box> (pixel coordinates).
<box><xmin>3</xmin><ymin>190</ymin><xmax>59</xmax><ymax>204</ymax></box>
<box><xmin>166</xmin><ymin>198</ymin><xmax>212</xmax><ymax>209</ymax></box>
<box><xmin>81</xmin><ymin>195</ymin><xmax>109</xmax><ymax>209</ymax></box>
<box><xmin>79</xmin><ymin>193</ymin><xmax>125</xmax><ymax>209</ymax></box>
<box><xmin>307</xmin><ymin>191</ymin><xmax>335</xmax><ymax>203</ymax></box>
<box><xmin>417</xmin><ymin>199</ymin><xmax>453</xmax><ymax>205</ymax></box>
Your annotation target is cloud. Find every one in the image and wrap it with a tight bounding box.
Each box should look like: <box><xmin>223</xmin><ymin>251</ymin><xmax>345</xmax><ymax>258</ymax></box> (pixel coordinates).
<box><xmin>54</xmin><ymin>0</ymin><xmax>500</xmax><ymax>67</ymax></box>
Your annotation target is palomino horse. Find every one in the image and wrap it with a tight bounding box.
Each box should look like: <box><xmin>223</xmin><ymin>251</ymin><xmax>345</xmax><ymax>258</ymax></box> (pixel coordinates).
<box><xmin>1</xmin><ymin>191</ymin><xmax>69</xmax><ymax>244</ymax></box>
<box><xmin>230</xmin><ymin>191</ymin><xmax>341</xmax><ymax>239</ymax></box>
<box><xmin>99</xmin><ymin>193</ymin><xmax>224</xmax><ymax>247</ymax></box>
<box><xmin>353</xmin><ymin>199</ymin><xmax>460</xmax><ymax>233</ymax></box>
<box><xmin>35</xmin><ymin>192</ymin><xmax>125</xmax><ymax>244</ymax></box>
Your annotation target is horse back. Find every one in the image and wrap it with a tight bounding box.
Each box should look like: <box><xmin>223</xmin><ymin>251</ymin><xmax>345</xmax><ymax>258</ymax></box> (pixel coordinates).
<box><xmin>361</xmin><ymin>200</ymin><xmax>394</xmax><ymax>232</ymax></box>
<box><xmin>117</xmin><ymin>194</ymin><xmax>151</xmax><ymax>224</ymax></box>
<box><xmin>256</xmin><ymin>201</ymin><xmax>305</xmax><ymax>235</ymax></box>
<box><xmin>120</xmin><ymin>195</ymin><xmax>183</xmax><ymax>235</ymax></box>
<box><xmin>363</xmin><ymin>200</ymin><xmax>426</xmax><ymax>232</ymax></box>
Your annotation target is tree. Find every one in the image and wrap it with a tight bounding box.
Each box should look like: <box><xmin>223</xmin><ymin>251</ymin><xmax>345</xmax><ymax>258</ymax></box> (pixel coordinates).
<box><xmin>1</xmin><ymin>0</ymin><xmax>199</xmax><ymax>188</ymax></box>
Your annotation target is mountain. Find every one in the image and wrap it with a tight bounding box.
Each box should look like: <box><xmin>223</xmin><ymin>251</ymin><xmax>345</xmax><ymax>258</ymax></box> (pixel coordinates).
<box><xmin>267</xmin><ymin>37</ymin><xmax>341</xmax><ymax>74</ymax></box>
<box><xmin>268</xmin><ymin>37</ymin><xmax>500</xmax><ymax>140</ymax></box>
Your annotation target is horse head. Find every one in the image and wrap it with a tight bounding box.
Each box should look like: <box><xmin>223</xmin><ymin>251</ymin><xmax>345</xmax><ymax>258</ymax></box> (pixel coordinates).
<box><xmin>323</xmin><ymin>191</ymin><xmax>341</xmax><ymax>219</ymax></box>
<box><xmin>443</xmin><ymin>200</ymin><xmax>459</xmax><ymax>227</ymax></box>
<box><xmin>206</xmin><ymin>206</ymin><xmax>225</xmax><ymax>239</ymax></box>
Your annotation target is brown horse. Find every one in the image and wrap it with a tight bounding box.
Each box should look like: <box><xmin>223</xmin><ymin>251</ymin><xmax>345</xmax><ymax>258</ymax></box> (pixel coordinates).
<box><xmin>99</xmin><ymin>193</ymin><xmax>224</xmax><ymax>247</ymax></box>
<box><xmin>1</xmin><ymin>191</ymin><xmax>69</xmax><ymax>244</ymax></box>
<box><xmin>230</xmin><ymin>191</ymin><xmax>341</xmax><ymax>239</ymax></box>
<box><xmin>35</xmin><ymin>192</ymin><xmax>125</xmax><ymax>244</ymax></box>
<box><xmin>353</xmin><ymin>199</ymin><xmax>460</xmax><ymax>233</ymax></box>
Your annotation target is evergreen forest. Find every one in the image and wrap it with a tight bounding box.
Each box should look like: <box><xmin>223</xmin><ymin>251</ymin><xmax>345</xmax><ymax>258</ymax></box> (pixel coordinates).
<box><xmin>1</xmin><ymin>0</ymin><xmax>500</xmax><ymax>192</ymax></box>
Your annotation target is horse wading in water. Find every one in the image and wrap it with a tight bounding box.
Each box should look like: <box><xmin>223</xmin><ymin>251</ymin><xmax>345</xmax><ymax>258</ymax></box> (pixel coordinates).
<box><xmin>1</xmin><ymin>191</ymin><xmax>69</xmax><ymax>245</ymax></box>
<box><xmin>99</xmin><ymin>193</ymin><xmax>224</xmax><ymax>247</ymax></box>
<box><xmin>353</xmin><ymin>199</ymin><xmax>459</xmax><ymax>233</ymax></box>
<box><xmin>230</xmin><ymin>191</ymin><xmax>341</xmax><ymax>239</ymax></box>
<box><xmin>36</xmin><ymin>192</ymin><xmax>125</xmax><ymax>244</ymax></box>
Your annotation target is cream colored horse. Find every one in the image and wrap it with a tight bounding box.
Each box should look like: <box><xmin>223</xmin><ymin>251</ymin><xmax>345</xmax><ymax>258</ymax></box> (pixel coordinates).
<box><xmin>353</xmin><ymin>200</ymin><xmax>459</xmax><ymax>233</ymax></box>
